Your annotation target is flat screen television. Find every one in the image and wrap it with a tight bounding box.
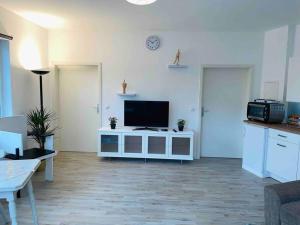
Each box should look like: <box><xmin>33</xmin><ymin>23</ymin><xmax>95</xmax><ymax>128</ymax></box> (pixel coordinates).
<box><xmin>124</xmin><ymin>100</ymin><xmax>169</xmax><ymax>129</ymax></box>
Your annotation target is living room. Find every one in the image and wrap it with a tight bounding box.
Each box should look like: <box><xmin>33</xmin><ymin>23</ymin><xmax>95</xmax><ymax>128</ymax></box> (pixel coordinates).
<box><xmin>0</xmin><ymin>0</ymin><xmax>300</xmax><ymax>225</ymax></box>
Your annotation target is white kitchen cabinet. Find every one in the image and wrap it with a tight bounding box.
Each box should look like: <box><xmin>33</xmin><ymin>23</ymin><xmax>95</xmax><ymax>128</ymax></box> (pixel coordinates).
<box><xmin>297</xmin><ymin>156</ymin><xmax>300</xmax><ymax>180</ymax></box>
<box><xmin>287</xmin><ymin>57</ymin><xmax>300</xmax><ymax>102</ymax></box>
<box><xmin>266</xmin><ymin>138</ymin><xmax>299</xmax><ymax>182</ymax></box>
<box><xmin>266</xmin><ymin>129</ymin><xmax>300</xmax><ymax>182</ymax></box>
<box><xmin>242</xmin><ymin>124</ymin><xmax>268</xmax><ymax>177</ymax></box>
<box><xmin>242</xmin><ymin>122</ymin><xmax>300</xmax><ymax>182</ymax></box>
<box><xmin>269</xmin><ymin>128</ymin><xmax>300</xmax><ymax>144</ymax></box>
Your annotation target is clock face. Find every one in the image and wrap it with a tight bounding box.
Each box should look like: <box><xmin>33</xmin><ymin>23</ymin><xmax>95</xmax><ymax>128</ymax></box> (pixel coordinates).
<box><xmin>146</xmin><ymin>35</ymin><xmax>160</xmax><ymax>50</ymax></box>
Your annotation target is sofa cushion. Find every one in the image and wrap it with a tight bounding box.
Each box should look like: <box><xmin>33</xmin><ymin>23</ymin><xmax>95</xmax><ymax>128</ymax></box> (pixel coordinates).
<box><xmin>265</xmin><ymin>181</ymin><xmax>300</xmax><ymax>225</ymax></box>
<box><xmin>281</xmin><ymin>201</ymin><xmax>300</xmax><ymax>225</ymax></box>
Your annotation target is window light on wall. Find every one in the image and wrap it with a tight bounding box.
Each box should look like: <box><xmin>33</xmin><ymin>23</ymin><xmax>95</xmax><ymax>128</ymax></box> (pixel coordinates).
<box><xmin>18</xmin><ymin>36</ymin><xmax>42</xmax><ymax>70</ymax></box>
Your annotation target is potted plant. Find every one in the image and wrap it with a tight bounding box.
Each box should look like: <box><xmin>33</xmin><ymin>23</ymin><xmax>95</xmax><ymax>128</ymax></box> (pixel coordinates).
<box><xmin>27</xmin><ymin>108</ymin><xmax>56</xmax><ymax>151</ymax></box>
<box><xmin>177</xmin><ymin>119</ymin><xmax>186</xmax><ymax>131</ymax></box>
<box><xmin>109</xmin><ymin>117</ymin><xmax>118</xmax><ymax>129</ymax></box>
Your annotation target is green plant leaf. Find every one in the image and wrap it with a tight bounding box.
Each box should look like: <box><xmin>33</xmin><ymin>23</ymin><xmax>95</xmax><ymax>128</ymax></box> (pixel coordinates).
<box><xmin>27</xmin><ymin>108</ymin><xmax>57</xmax><ymax>150</ymax></box>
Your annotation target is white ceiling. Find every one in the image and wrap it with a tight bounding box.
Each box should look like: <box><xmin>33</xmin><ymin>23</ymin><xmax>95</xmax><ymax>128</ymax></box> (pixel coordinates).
<box><xmin>1</xmin><ymin>0</ymin><xmax>300</xmax><ymax>31</ymax></box>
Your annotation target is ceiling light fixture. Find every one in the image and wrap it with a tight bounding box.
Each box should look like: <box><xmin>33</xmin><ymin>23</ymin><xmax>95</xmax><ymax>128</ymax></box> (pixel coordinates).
<box><xmin>126</xmin><ymin>0</ymin><xmax>157</xmax><ymax>5</ymax></box>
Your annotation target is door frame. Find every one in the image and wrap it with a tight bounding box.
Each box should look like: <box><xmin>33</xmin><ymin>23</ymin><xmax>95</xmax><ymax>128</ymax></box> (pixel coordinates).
<box><xmin>197</xmin><ymin>64</ymin><xmax>253</xmax><ymax>159</ymax></box>
<box><xmin>51</xmin><ymin>61</ymin><xmax>103</xmax><ymax>151</ymax></box>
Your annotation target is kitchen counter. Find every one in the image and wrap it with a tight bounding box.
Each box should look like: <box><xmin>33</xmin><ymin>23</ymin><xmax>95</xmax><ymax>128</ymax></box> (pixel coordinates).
<box><xmin>244</xmin><ymin>120</ymin><xmax>300</xmax><ymax>135</ymax></box>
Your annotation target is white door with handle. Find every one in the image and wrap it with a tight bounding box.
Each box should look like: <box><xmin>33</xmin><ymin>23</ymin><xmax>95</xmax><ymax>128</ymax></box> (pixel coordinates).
<box><xmin>58</xmin><ymin>65</ymin><xmax>100</xmax><ymax>152</ymax></box>
<box><xmin>201</xmin><ymin>68</ymin><xmax>250</xmax><ymax>158</ymax></box>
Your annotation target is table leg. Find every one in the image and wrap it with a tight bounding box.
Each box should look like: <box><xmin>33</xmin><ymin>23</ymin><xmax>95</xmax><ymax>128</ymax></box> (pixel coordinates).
<box><xmin>45</xmin><ymin>157</ymin><xmax>53</xmax><ymax>181</ymax></box>
<box><xmin>0</xmin><ymin>202</ymin><xmax>9</xmax><ymax>224</ymax></box>
<box><xmin>26</xmin><ymin>180</ymin><xmax>38</xmax><ymax>225</ymax></box>
<box><xmin>17</xmin><ymin>190</ymin><xmax>21</xmax><ymax>198</ymax></box>
<box><xmin>7</xmin><ymin>193</ymin><xmax>17</xmax><ymax>225</ymax></box>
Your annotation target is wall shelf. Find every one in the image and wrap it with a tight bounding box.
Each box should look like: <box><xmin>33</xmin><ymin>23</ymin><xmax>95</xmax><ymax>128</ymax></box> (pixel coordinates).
<box><xmin>117</xmin><ymin>92</ymin><xmax>137</xmax><ymax>97</ymax></box>
<box><xmin>168</xmin><ymin>64</ymin><xmax>188</xmax><ymax>69</ymax></box>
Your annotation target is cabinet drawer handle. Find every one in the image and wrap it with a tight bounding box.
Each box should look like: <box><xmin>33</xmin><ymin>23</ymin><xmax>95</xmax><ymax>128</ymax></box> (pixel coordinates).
<box><xmin>278</xmin><ymin>134</ymin><xmax>287</xmax><ymax>138</ymax></box>
<box><xmin>277</xmin><ymin>144</ymin><xmax>287</xmax><ymax>148</ymax></box>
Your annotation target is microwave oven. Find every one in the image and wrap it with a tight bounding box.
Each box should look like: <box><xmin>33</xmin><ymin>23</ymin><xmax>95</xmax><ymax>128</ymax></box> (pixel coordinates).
<box><xmin>247</xmin><ymin>100</ymin><xmax>285</xmax><ymax>123</ymax></box>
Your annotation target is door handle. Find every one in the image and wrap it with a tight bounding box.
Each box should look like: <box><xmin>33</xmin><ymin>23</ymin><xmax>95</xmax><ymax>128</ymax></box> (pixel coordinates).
<box><xmin>96</xmin><ymin>104</ymin><xmax>100</xmax><ymax>114</ymax></box>
<box><xmin>92</xmin><ymin>104</ymin><xmax>100</xmax><ymax>114</ymax></box>
<box><xmin>278</xmin><ymin>134</ymin><xmax>287</xmax><ymax>138</ymax></box>
<box><xmin>277</xmin><ymin>143</ymin><xmax>287</xmax><ymax>148</ymax></box>
<box><xmin>201</xmin><ymin>107</ymin><xmax>209</xmax><ymax>117</ymax></box>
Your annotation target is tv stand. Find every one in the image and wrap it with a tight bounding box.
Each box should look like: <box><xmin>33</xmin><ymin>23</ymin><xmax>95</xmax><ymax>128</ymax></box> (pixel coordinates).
<box><xmin>133</xmin><ymin>127</ymin><xmax>158</xmax><ymax>131</ymax></box>
<box><xmin>98</xmin><ymin>127</ymin><xmax>194</xmax><ymax>161</ymax></box>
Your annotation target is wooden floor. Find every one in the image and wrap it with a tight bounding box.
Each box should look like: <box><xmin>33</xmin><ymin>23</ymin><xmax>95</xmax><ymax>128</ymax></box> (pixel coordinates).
<box><xmin>1</xmin><ymin>152</ymin><xmax>276</xmax><ymax>225</ymax></box>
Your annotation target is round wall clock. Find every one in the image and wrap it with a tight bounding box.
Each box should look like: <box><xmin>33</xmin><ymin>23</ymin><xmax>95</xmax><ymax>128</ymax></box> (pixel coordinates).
<box><xmin>146</xmin><ymin>35</ymin><xmax>160</xmax><ymax>51</ymax></box>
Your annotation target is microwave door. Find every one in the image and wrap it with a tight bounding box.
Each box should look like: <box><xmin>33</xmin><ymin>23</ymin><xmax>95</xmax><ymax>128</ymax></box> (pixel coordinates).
<box><xmin>248</xmin><ymin>104</ymin><xmax>266</xmax><ymax>121</ymax></box>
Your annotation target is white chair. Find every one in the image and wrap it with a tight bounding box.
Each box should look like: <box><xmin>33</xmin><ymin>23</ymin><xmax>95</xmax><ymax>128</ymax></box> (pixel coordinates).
<box><xmin>0</xmin><ymin>131</ymin><xmax>23</xmax><ymax>156</ymax></box>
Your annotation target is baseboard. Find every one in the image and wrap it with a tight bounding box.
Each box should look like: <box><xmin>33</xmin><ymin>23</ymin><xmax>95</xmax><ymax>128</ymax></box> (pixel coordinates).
<box><xmin>266</xmin><ymin>172</ymin><xmax>289</xmax><ymax>183</ymax></box>
<box><xmin>242</xmin><ymin>165</ymin><xmax>265</xmax><ymax>178</ymax></box>
<box><xmin>59</xmin><ymin>150</ymin><xmax>97</xmax><ymax>153</ymax></box>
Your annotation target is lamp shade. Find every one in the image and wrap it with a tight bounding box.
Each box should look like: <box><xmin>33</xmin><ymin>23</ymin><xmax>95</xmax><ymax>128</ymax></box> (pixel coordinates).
<box><xmin>126</xmin><ymin>0</ymin><xmax>157</xmax><ymax>5</ymax></box>
<box><xmin>31</xmin><ymin>70</ymin><xmax>50</xmax><ymax>75</ymax></box>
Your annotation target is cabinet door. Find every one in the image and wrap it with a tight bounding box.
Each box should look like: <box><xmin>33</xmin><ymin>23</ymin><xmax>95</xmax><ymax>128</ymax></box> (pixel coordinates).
<box><xmin>266</xmin><ymin>138</ymin><xmax>299</xmax><ymax>182</ymax></box>
<box><xmin>146</xmin><ymin>135</ymin><xmax>168</xmax><ymax>159</ymax></box>
<box><xmin>122</xmin><ymin>133</ymin><xmax>144</xmax><ymax>158</ymax></box>
<box><xmin>287</xmin><ymin>57</ymin><xmax>300</xmax><ymax>102</ymax></box>
<box><xmin>98</xmin><ymin>133</ymin><xmax>121</xmax><ymax>157</ymax></box>
<box><xmin>169</xmin><ymin>135</ymin><xmax>193</xmax><ymax>160</ymax></box>
<box><xmin>269</xmin><ymin>128</ymin><xmax>300</xmax><ymax>145</ymax></box>
<box><xmin>242</xmin><ymin>124</ymin><xmax>267</xmax><ymax>178</ymax></box>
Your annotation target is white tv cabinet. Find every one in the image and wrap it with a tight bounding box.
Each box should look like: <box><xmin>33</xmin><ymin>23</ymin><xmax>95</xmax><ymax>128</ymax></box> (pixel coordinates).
<box><xmin>97</xmin><ymin>128</ymin><xmax>194</xmax><ymax>160</ymax></box>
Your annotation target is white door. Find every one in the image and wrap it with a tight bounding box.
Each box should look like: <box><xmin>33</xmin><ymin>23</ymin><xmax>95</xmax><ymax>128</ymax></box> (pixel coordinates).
<box><xmin>58</xmin><ymin>65</ymin><xmax>100</xmax><ymax>152</ymax></box>
<box><xmin>201</xmin><ymin>68</ymin><xmax>250</xmax><ymax>158</ymax></box>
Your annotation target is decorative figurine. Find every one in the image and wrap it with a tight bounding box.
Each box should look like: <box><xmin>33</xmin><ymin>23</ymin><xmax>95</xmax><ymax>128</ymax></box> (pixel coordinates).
<box><xmin>122</xmin><ymin>80</ymin><xmax>128</xmax><ymax>94</ymax></box>
<box><xmin>173</xmin><ymin>49</ymin><xmax>181</xmax><ymax>65</ymax></box>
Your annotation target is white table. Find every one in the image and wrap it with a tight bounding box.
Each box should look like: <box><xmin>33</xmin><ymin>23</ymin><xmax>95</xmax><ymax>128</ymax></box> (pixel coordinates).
<box><xmin>0</xmin><ymin>159</ymin><xmax>40</xmax><ymax>225</ymax></box>
<box><xmin>28</xmin><ymin>150</ymin><xmax>57</xmax><ymax>182</ymax></box>
<box><xmin>6</xmin><ymin>149</ymin><xmax>57</xmax><ymax>182</ymax></box>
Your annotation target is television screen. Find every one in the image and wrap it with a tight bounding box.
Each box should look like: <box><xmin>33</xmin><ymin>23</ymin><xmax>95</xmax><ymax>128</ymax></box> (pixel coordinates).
<box><xmin>124</xmin><ymin>101</ymin><xmax>169</xmax><ymax>128</ymax></box>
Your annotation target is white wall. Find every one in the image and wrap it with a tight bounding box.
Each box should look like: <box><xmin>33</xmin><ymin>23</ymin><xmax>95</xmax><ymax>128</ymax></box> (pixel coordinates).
<box><xmin>292</xmin><ymin>25</ymin><xmax>300</xmax><ymax>57</ymax></box>
<box><xmin>260</xmin><ymin>26</ymin><xmax>289</xmax><ymax>101</ymax></box>
<box><xmin>0</xmin><ymin>7</ymin><xmax>49</xmax><ymax>115</ymax></box>
<box><xmin>48</xmin><ymin>30</ymin><xmax>264</xmax><ymax>157</ymax></box>
<box><xmin>0</xmin><ymin>6</ymin><xmax>265</xmax><ymax>158</ymax></box>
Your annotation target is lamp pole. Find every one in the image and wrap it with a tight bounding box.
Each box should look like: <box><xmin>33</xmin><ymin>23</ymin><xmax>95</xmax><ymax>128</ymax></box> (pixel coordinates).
<box><xmin>39</xmin><ymin>75</ymin><xmax>44</xmax><ymax>112</ymax></box>
<box><xmin>31</xmin><ymin>70</ymin><xmax>50</xmax><ymax>112</ymax></box>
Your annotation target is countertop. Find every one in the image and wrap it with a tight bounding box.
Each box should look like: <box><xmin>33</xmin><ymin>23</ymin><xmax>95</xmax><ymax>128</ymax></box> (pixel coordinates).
<box><xmin>244</xmin><ymin>120</ymin><xmax>300</xmax><ymax>135</ymax></box>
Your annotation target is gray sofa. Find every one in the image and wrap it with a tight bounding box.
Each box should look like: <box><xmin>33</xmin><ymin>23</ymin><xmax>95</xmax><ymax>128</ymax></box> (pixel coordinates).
<box><xmin>265</xmin><ymin>181</ymin><xmax>300</xmax><ymax>225</ymax></box>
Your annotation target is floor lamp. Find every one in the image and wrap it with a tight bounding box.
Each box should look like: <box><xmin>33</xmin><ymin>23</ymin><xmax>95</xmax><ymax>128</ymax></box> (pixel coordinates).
<box><xmin>31</xmin><ymin>70</ymin><xmax>50</xmax><ymax>112</ymax></box>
